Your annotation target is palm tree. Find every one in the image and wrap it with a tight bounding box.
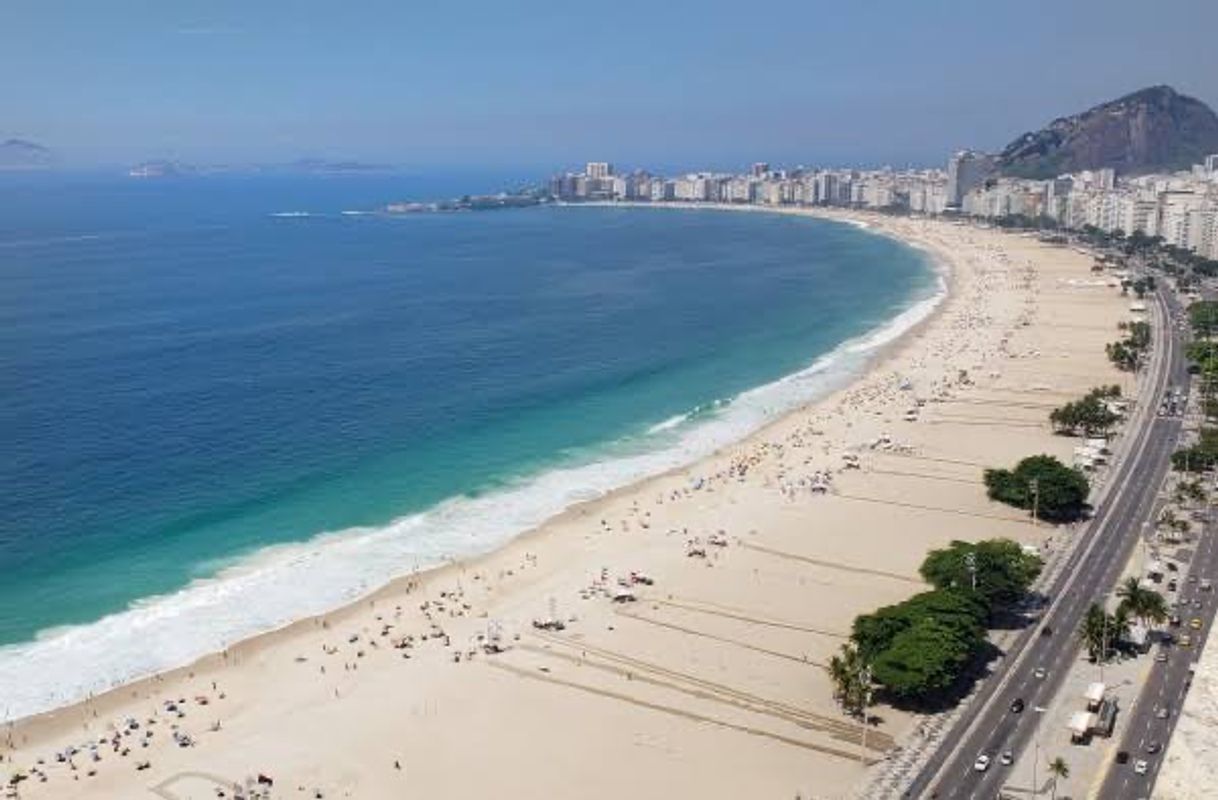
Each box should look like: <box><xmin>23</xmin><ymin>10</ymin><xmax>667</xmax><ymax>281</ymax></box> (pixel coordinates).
<box><xmin>1110</xmin><ymin>605</ymin><xmax>1132</xmax><ymax>649</ymax></box>
<box><xmin>1117</xmin><ymin>577</ymin><xmax>1169</xmax><ymax>628</ymax></box>
<box><xmin>1047</xmin><ymin>756</ymin><xmax>1069</xmax><ymax>800</ymax></box>
<box><xmin>828</xmin><ymin>643</ymin><xmax>870</xmax><ymax>717</ymax></box>
<box><xmin>1079</xmin><ymin>603</ymin><xmax>1109</xmax><ymax>662</ymax></box>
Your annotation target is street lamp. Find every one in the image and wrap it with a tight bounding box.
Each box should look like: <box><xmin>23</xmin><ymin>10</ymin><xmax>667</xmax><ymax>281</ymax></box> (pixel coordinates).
<box><xmin>1029</xmin><ymin>477</ymin><xmax>1040</xmax><ymax>526</ymax></box>
<box><xmin>858</xmin><ymin>664</ymin><xmax>873</xmax><ymax>765</ymax></box>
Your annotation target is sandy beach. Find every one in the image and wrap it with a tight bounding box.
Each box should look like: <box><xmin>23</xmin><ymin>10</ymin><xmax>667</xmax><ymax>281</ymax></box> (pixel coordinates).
<box><xmin>0</xmin><ymin>209</ymin><xmax>1133</xmax><ymax>800</ymax></box>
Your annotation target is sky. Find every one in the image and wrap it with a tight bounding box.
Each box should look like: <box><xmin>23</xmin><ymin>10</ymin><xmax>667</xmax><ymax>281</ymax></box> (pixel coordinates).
<box><xmin>4</xmin><ymin>0</ymin><xmax>1217</xmax><ymax>172</ymax></box>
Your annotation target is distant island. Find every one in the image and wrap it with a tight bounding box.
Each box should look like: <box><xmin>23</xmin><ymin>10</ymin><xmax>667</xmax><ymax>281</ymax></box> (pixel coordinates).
<box><xmin>384</xmin><ymin>192</ymin><xmax>545</xmax><ymax>214</ymax></box>
<box><xmin>128</xmin><ymin>158</ymin><xmax>396</xmax><ymax>178</ymax></box>
<box><xmin>0</xmin><ymin>138</ymin><xmax>53</xmax><ymax>170</ymax></box>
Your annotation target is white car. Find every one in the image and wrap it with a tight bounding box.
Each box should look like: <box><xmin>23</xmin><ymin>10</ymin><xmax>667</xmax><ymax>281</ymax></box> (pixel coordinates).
<box><xmin>1134</xmin><ymin>759</ymin><xmax>1149</xmax><ymax>775</ymax></box>
<box><xmin>974</xmin><ymin>754</ymin><xmax>991</xmax><ymax>772</ymax></box>
<box><xmin>1033</xmin><ymin>667</ymin><xmax>1047</xmax><ymax>679</ymax></box>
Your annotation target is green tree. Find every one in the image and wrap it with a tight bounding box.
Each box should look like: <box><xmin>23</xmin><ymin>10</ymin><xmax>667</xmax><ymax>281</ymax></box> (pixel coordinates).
<box><xmin>984</xmin><ymin>455</ymin><xmax>1090</xmax><ymax>522</ymax></box>
<box><xmin>850</xmin><ymin>589</ymin><xmax>988</xmax><ymax>701</ymax></box>
<box><xmin>1173</xmin><ymin>428</ymin><xmax>1218</xmax><ymax>473</ymax></box>
<box><xmin>919</xmin><ymin>539</ymin><xmax>1043</xmax><ymax>615</ymax></box>
<box><xmin>1116</xmin><ymin>577</ymin><xmax>1168</xmax><ymax>627</ymax></box>
<box><xmin>1189</xmin><ymin>300</ymin><xmax>1218</xmax><ymax>339</ymax></box>
<box><xmin>851</xmin><ymin>589</ymin><xmax>987</xmax><ymax>660</ymax></box>
<box><xmin>869</xmin><ymin>616</ymin><xmax>978</xmax><ymax>701</ymax></box>
<box><xmin>1079</xmin><ymin>602</ymin><xmax>1124</xmax><ymax>663</ymax></box>
<box><xmin>827</xmin><ymin>643</ymin><xmax>871</xmax><ymax>717</ymax></box>
<box><xmin>1049</xmin><ymin>391</ymin><xmax>1120</xmax><ymax>436</ymax></box>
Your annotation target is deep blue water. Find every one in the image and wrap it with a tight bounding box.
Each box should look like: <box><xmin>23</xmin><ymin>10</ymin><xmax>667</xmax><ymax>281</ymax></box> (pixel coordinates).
<box><xmin>0</xmin><ymin>172</ymin><xmax>934</xmax><ymax>715</ymax></box>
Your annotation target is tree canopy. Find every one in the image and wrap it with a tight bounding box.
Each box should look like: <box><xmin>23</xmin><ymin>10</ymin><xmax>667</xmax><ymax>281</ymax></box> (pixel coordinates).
<box><xmin>1050</xmin><ymin>386</ymin><xmax>1122</xmax><ymax>436</ymax></box>
<box><xmin>1107</xmin><ymin>320</ymin><xmax>1151</xmax><ymax>372</ymax></box>
<box><xmin>1189</xmin><ymin>300</ymin><xmax>1218</xmax><ymax>339</ymax></box>
<box><xmin>852</xmin><ymin>588</ymin><xmax>988</xmax><ymax>661</ymax></box>
<box><xmin>983</xmin><ymin>454</ymin><xmax>1090</xmax><ymax>522</ymax></box>
<box><xmin>919</xmin><ymin>539</ymin><xmax>1043</xmax><ymax>615</ymax></box>
<box><xmin>869</xmin><ymin>616</ymin><xmax>977</xmax><ymax>700</ymax></box>
<box><xmin>1116</xmin><ymin>576</ymin><xmax>1168</xmax><ymax>627</ymax></box>
<box><xmin>1078</xmin><ymin>602</ymin><xmax>1130</xmax><ymax>662</ymax></box>
<box><xmin>1173</xmin><ymin>427</ymin><xmax>1218</xmax><ymax>473</ymax></box>
<box><xmin>847</xmin><ymin>538</ymin><xmax>1044</xmax><ymax>703</ymax></box>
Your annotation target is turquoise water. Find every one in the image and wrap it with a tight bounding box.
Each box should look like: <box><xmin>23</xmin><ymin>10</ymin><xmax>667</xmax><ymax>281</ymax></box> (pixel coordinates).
<box><xmin>0</xmin><ymin>173</ymin><xmax>936</xmax><ymax>717</ymax></box>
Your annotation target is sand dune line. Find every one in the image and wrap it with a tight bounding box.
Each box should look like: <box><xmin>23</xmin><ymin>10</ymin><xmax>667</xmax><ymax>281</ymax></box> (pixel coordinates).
<box><xmin>647</xmin><ymin>597</ymin><xmax>850</xmax><ymax>637</ymax></box>
<box><xmin>865</xmin><ymin>468</ymin><xmax>982</xmax><ymax>485</ymax></box>
<box><xmin>526</xmin><ymin>630</ymin><xmax>889</xmax><ymax>746</ymax></box>
<box><xmin>937</xmin><ymin>398</ymin><xmax>1063</xmax><ymax>411</ymax></box>
<box><xmin>874</xmin><ymin>452</ymin><xmax>990</xmax><ymax>468</ymax></box>
<box><xmin>612</xmin><ymin>609</ymin><xmax>819</xmax><ymax>665</ymax></box>
<box><xmin>738</xmin><ymin>542</ymin><xmax>924</xmax><ymax>585</ymax></box>
<box><xmin>923</xmin><ymin>418</ymin><xmax>1047</xmax><ymax>429</ymax></box>
<box><xmin>834</xmin><ymin>492</ymin><xmax>1022</xmax><ymax>522</ymax></box>
<box><xmin>485</xmin><ymin>660</ymin><xmax>880</xmax><ymax>764</ymax></box>
<box><xmin>515</xmin><ymin>641</ymin><xmax>888</xmax><ymax>750</ymax></box>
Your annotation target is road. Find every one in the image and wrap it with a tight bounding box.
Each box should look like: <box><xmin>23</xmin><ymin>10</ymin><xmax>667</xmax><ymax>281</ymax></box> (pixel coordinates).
<box><xmin>1098</xmin><ymin>427</ymin><xmax>1217</xmax><ymax>795</ymax></box>
<box><xmin>906</xmin><ymin>288</ymin><xmax>1188</xmax><ymax>800</ymax></box>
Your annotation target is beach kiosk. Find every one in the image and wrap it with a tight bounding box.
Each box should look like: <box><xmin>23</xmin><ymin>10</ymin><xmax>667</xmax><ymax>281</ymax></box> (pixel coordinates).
<box><xmin>1084</xmin><ymin>682</ymin><xmax>1106</xmax><ymax>712</ymax></box>
<box><xmin>1068</xmin><ymin>711</ymin><xmax>1097</xmax><ymax>744</ymax></box>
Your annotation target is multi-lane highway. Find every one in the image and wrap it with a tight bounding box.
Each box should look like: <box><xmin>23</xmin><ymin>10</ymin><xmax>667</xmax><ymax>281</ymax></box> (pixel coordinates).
<box><xmin>905</xmin><ymin>287</ymin><xmax>1189</xmax><ymax>800</ymax></box>
<box><xmin>1098</xmin><ymin>439</ymin><xmax>1216</xmax><ymax>799</ymax></box>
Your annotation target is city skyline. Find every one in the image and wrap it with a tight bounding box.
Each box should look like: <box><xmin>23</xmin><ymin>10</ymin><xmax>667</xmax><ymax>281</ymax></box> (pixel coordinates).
<box><xmin>4</xmin><ymin>0</ymin><xmax>1217</xmax><ymax>169</ymax></box>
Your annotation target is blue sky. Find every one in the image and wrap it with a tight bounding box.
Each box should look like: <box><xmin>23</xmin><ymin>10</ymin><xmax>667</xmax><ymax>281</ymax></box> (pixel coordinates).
<box><xmin>4</xmin><ymin>0</ymin><xmax>1217</xmax><ymax>171</ymax></box>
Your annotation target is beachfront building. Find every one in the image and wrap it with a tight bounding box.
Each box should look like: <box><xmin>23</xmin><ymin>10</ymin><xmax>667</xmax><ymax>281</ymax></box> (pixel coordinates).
<box><xmin>947</xmin><ymin>149</ymin><xmax>995</xmax><ymax>208</ymax></box>
<box><xmin>547</xmin><ymin>154</ymin><xmax>1218</xmax><ymax>260</ymax></box>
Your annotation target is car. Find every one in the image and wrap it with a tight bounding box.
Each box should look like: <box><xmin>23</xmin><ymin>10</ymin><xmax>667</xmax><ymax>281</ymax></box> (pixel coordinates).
<box><xmin>1116</xmin><ymin>750</ymin><xmax>1130</xmax><ymax>765</ymax></box>
<box><xmin>1041</xmin><ymin>625</ymin><xmax>1053</xmax><ymax>637</ymax></box>
<box><xmin>1193</xmin><ymin>599</ymin><xmax>1204</xmax><ymax>609</ymax></box>
<box><xmin>1170</xmin><ymin>614</ymin><xmax>1182</xmax><ymax>626</ymax></box>
<box><xmin>1033</xmin><ymin>667</ymin><xmax>1047</xmax><ymax>679</ymax></box>
<box><xmin>974</xmin><ymin>754</ymin><xmax>991</xmax><ymax>772</ymax></box>
<box><xmin>1191</xmin><ymin>617</ymin><xmax>1203</xmax><ymax>629</ymax></box>
<box><xmin>1180</xmin><ymin>634</ymin><xmax>1193</xmax><ymax>647</ymax></box>
<box><xmin>1167</xmin><ymin>580</ymin><xmax>1178</xmax><ymax>592</ymax></box>
<box><xmin>1167</xmin><ymin>562</ymin><xmax>1179</xmax><ymax>572</ymax></box>
<box><xmin>1010</xmin><ymin>698</ymin><xmax>1025</xmax><ymax>713</ymax></box>
<box><xmin>1147</xmin><ymin>741</ymin><xmax>1161</xmax><ymax>754</ymax></box>
<box><xmin>1156</xmin><ymin>707</ymin><xmax>1171</xmax><ymax>719</ymax></box>
<box><xmin>1189</xmin><ymin>575</ymin><xmax>1198</xmax><ymax>584</ymax></box>
<box><xmin>1000</xmin><ymin>751</ymin><xmax>1014</xmax><ymax>766</ymax></box>
<box><xmin>1155</xmin><ymin>650</ymin><xmax>1169</xmax><ymax>663</ymax></box>
<box><xmin>1134</xmin><ymin>759</ymin><xmax>1149</xmax><ymax>775</ymax></box>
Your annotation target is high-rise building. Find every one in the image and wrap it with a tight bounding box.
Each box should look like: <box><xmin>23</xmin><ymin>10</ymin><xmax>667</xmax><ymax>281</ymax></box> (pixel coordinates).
<box><xmin>750</xmin><ymin>162</ymin><xmax>769</xmax><ymax>178</ymax></box>
<box><xmin>1206</xmin><ymin>154</ymin><xmax>1218</xmax><ymax>174</ymax></box>
<box><xmin>586</xmin><ymin>162</ymin><xmax>613</xmax><ymax>179</ymax></box>
<box><xmin>946</xmin><ymin>150</ymin><xmax>994</xmax><ymax>208</ymax></box>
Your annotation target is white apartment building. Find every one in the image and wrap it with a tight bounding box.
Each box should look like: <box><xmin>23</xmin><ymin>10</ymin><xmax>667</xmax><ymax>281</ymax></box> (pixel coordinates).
<box><xmin>586</xmin><ymin>162</ymin><xmax>612</xmax><ymax>180</ymax></box>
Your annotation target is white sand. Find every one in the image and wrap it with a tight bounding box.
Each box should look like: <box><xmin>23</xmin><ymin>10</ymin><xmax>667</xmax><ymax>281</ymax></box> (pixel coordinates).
<box><xmin>0</xmin><ymin>210</ymin><xmax>1132</xmax><ymax>800</ymax></box>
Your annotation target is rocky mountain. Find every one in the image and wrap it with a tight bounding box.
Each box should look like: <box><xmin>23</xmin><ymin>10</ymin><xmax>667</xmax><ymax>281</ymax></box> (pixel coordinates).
<box><xmin>0</xmin><ymin>138</ymin><xmax>53</xmax><ymax>170</ymax></box>
<box><xmin>995</xmin><ymin>86</ymin><xmax>1218</xmax><ymax>179</ymax></box>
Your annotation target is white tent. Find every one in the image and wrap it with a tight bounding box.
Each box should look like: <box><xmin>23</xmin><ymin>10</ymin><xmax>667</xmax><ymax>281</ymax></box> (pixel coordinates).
<box><xmin>1068</xmin><ymin>710</ymin><xmax>1097</xmax><ymax>739</ymax></box>
<box><xmin>1084</xmin><ymin>682</ymin><xmax>1106</xmax><ymax>707</ymax></box>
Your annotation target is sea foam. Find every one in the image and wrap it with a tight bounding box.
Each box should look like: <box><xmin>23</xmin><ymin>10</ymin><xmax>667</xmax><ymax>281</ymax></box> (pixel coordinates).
<box><xmin>0</xmin><ymin>248</ymin><xmax>946</xmax><ymax>723</ymax></box>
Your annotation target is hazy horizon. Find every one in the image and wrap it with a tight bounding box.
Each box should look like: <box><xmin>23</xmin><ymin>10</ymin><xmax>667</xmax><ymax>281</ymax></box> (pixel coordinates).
<box><xmin>4</xmin><ymin>0</ymin><xmax>1217</xmax><ymax>172</ymax></box>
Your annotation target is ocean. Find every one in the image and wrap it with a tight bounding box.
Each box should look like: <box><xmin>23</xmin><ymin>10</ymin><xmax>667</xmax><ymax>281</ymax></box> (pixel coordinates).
<box><xmin>0</xmin><ymin>171</ymin><xmax>939</xmax><ymax>720</ymax></box>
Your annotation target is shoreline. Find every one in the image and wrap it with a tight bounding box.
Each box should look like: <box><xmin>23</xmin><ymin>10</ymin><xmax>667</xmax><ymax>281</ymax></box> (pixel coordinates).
<box><xmin>0</xmin><ymin>203</ymin><xmax>945</xmax><ymax>727</ymax></box>
<box><xmin>3</xmin><ymin>208</ymin><xmax>1131</xmax><ymax>800</ymax></box>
